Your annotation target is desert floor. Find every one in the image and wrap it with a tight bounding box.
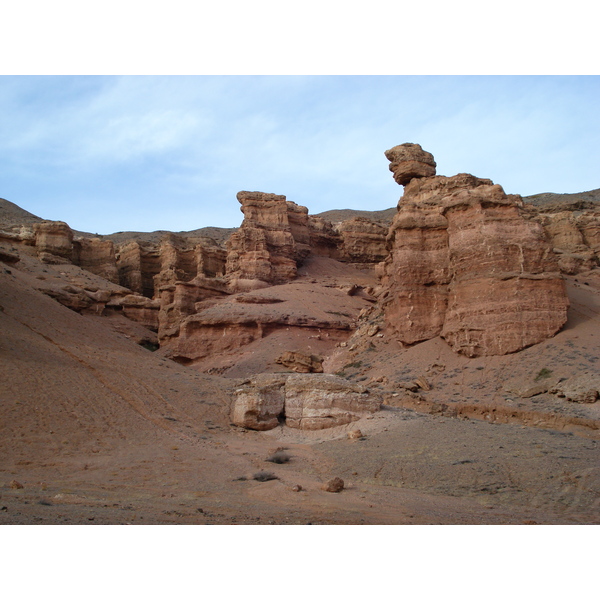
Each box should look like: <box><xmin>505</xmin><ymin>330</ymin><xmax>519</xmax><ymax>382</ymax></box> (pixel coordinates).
<box><xmin>1</xmin><ymin>254</ymin><xmax>599</xmax><ymax>525</ymax></box>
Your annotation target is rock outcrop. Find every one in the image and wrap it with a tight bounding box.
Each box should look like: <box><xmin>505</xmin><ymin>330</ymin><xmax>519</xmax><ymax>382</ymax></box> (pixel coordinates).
<box><xmin>225</xmin><ymin>191</ymin><xmax>301</xmax><ymax>286</ymax></box>
<box><xmin>157</xmin><ymin>276</ymin><xmax>230</xmax><ymax>343</ymax></box>
<box><xmin>337</xmin><ymin>217</ymin><xmax>388</xmax><ymax>266</ymax></box>
<box><xmin>224</xmin><ymin>191</ymin><xmax>391</xmax><ymax>285</ymax></box>
<box><xmin>3</xmin><ymin>170</ymin><xmax>588</xmax><ymax>368</ymax></box>
<box><xmin>275</xmin><ymin>351</ymin><xmax>324</xmax><ymax>373</ymax></box>
<box><xmin>379</xmin><ymin>145</ymin><xmax>569</xmax><ymax>357</ymax></box>
<box><xmin>384</xmin><ymin>143</ymin><xmax>437</xmax><ymax>186</ymax></box>
<box><xmin>231</xmin><ymin>374</ymin><xmax>287</xmax><ymax>430</ymax></box>
<box><xmin>230</xmin><ymin>373</ymin><xmax>381</xmax><ymax>430</ymax></box>
<box><xmin>106</xmin><ymin>294</ymin><xmax>160</xmax><ymax>330</ymax></box>
<box><xmin>116</xmin><ymin>235</ymin><xmax>226</xmax><ymax>299</ymax></box>
<box><xmin>550</xmin><ymin>373</ymin><xmax>600</xmax><ymax>404</ymax></box>
<box><xmin>527</xmin><ymin>208</ymin><xmax>600</xmax><ymax>274</ymax></box>
<box><xmin>159</xmin><ymin>282</ymin><xmax>358</xmax><ymax>366</ymax></box>
<box><xmin>284</xmin><ymin>374</ymin><xmax>381</xmax><ymax>429</ymax></box>
<box><xmin>72</xmin><ymin>237</ymin><xmax>119</xmax><ymax>283</ymax></box>
<box><xmin>307</xmin><ymin>216</ymin><xmax>342</xmax><ymax>258</ymax></box>
<box><xmin>34</xmin><ymin>221</ymin><xmax>74</xmax><ymax>264</ymax></box>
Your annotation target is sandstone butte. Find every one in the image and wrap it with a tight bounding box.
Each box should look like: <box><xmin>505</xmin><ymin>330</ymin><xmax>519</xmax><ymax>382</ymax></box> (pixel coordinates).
<box><xmin>378</xmin><ymin>143</ymin><xmax>570</xmax><ymax>357</ymax></box>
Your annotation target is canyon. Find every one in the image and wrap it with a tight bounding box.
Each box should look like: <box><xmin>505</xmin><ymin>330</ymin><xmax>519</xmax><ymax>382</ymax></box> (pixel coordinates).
<box><xmin>1</xmin><ymin>144</ymin><xmax>599</xmax><ymax>524</ymax></box>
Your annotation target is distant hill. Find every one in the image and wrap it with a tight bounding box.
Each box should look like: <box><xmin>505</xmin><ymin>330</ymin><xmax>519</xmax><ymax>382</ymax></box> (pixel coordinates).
<box><xmin>93</xmin><ymin>227</ymin><xmax>237</xmax><ymax>246</ymax></box>
<box><xmin>4</xmin><ymin>187</ymin><xmax>599</xmax><ymax>245</ymax></box>
<box><xmin>0</xmin><ymin>197</ymin><xmax>44</xmax><ymax>227</ymax></box>
<box><xmin>523</xmin><ymin>188</ymin><xmax>600</xmax><ymax>210</ymax></box>
<box><xmin>314</xmin><ymin>207</ymin><xmax>397</xmax><ymax>225</ymax></box>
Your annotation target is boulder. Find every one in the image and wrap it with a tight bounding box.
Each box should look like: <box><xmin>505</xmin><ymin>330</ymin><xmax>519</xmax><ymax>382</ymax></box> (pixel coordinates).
<box><xmin>230</xmin><ymin>373</ymin><xmax>381</xmax><ymax>431</ymax></box>
<box><xmin>550</xmin><ymin>374</ymin><xmax>600</xmax><ymax>403</ymax></box>
<box><xmin>284</xmin><ymin>374</ymin><xmax>381</xmax><ymax>430</ymax></box>
<box><xmin>384</xmin><ymin>142</ymin><xmax>437</xmax><ymax>186</ymax></box>
<box><xmin>323</xmin><ymin>477</ymin><xmax>344</xmax><ymax>493</ymax></box>
<box><xmin>230</xmin><ymin>374</ymin><xmax>287</xmax><ymax>430</ymax></box>
<box><xmin>347</xmin><ymin>429</ymin><xmax>363</xmax><ymax>440</ymax></box>
<box><xmin>275</xmin><ymin>351</ymin><xmax>324</xmax><ymax>373</ymax></box>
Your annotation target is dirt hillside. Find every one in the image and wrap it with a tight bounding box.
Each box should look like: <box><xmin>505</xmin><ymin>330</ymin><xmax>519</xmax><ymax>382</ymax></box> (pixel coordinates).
<box><xmin>1</xmin><ymin>188</ymin><xmax>599</xmax><ymax>524</ymax></box>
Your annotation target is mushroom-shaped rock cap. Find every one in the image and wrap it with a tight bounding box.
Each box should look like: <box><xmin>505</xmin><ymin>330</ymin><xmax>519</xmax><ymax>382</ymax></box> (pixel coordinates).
<box><xmin>384</xmin><ymin>143</ymin><xmax>436</xmax><ymax>186</ymax></box>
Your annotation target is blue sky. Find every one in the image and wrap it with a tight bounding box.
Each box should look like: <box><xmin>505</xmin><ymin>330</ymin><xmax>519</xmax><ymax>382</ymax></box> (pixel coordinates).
<box><xmin>1</xmin><ymin>75</ymin><xmax>598</xmax><ymax>234</ymax></box>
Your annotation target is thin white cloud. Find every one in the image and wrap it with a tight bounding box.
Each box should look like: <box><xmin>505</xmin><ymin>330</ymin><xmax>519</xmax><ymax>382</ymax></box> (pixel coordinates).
<box><xmin>0</xmin><ymin>75</ymin><xmax>598</xmax><ymax>233</ymax></box>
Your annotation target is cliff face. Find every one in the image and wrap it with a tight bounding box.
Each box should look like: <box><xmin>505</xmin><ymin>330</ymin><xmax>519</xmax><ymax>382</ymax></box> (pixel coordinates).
<box><xmin>0</xmin><ymin>150</ymin><xmax>586</xmax><ymax>369</ymax></box>
<box><xmin>337</xmin><ymin>217</ymin><xmax>388</xmax><ymax>266</ymax></box>
<box><xmin>73</xmin><ymin>238</ymin><xmax>119</xmax><ymax>284</ymax></box>
<box><xmin>1</xmin><ymin>163</ymin><xmax>598</xmax><ymax>439</ymax></box>
<box><xmin>117</xmin><ymin>235</ymin><xmax>227</xmax><ymax>299</ymax></box>
<box><xmin>528</xmin><ymin>209</ymin><xmax>600</xmax><ymax>275</ymax></box>
<box><xmin>225</xmin><ymin>192</ymin><xmax>304</xmax><ymax>287</ymax></box>
<box><xmin>379</xmin><ymin>145</ymin><xmax>569</xmax><ymax>357</ymax></box>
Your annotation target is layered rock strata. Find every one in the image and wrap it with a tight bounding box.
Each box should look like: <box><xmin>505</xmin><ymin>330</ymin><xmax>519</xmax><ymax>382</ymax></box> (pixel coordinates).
<box><xmin>305</xmin><ymin>216</ymin><xmax>341</xmax><ymax>258</ymax></box>
<box><xmin>337</xmin><ymin>217</ymin><xmax>388</xmax><ymax>266</ymax></box>
<box><xmin>115</xmin><ymin>235</ymin><xmax>227</xmax><ymax>299</ymax></box>
<box><xmin>157</xmin><ymin>281</ymin><xmax>367</xmax><ymax>369</ymax></box>
<box><xmin>530</xmin><ymin>210</ymin><xmax>600</xmax><ymax>274</ymax></box>
<box><xmin>33</xmin><ymin>221</ymin><xmax>74</xmax><ymax>264</ymax></box>
<box><xmin>224</xmin><ymin>191</ymin><xmax>390</xmax><ymax>285</ymax></box>
<box><xmin>231</xmin><ymin>374</ymin><xmax>287</xmax><ymax>430</ymax></box>
<box><xmin>380</xmin><ymin>145</ymin><xmax>569</xmax><ymax>357</ymax></box>
<box><xmin>231</xmin><ymin>373</ymin><xmax>381</xmax><ymax>430</ymax></box>
<box><xmin>157</xmin><ymin>277</ymin><xmax>230</xmax><ymax>342</ymax></box>
<box><xmin>275</xmin><ymin>351</ymin><xmax>324</xmax><ymax>373</ymax></box>
<box><xmin>72</xmin><ymin>238</ymin><xmax>119</xmax><ymax>283</ymax></box>
<box><xmin>225</xmin><ymin>191</ymin><xmax>301</xmax><ymax>286</ymax></box>
<box><xmin>384</xmin><ymin>143</ymin><xmax>437</xmax><ymax>186</ymax></box>
<box><xmin>284</xmin><ymin>374</ymin><xmax>381</xmax><ymax>429</ymax></box>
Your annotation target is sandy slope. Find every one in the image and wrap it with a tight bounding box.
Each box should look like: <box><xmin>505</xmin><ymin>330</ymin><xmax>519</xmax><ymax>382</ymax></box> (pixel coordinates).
<box><xmin>1</xmin><ymin>248</ymin><xmax>599</xmax><ymax>524</ymax></box>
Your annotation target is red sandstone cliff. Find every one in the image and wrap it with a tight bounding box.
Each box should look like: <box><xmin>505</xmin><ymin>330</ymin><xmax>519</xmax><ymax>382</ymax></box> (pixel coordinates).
<box><xmin>379</xmin><ymin>144</ymin><xmax>570</xmax><ymax>357</ymax></box>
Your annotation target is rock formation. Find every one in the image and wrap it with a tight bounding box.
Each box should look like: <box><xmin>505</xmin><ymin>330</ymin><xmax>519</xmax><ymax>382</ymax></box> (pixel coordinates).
<box><xmin>159</xmin><ymin>282</ymin><xmax>357</xmax><ymax>366</ymax></box>
<box><xmin>230</xmin><ymin>373</ymin><xmax>381</xmax><ymax>430</ymax></box>
<box><xmin>379</xmin><ymin>144</ymin><xmax>569</xmax><ymax>357</ymax></box>
<box><xmin>526</xmin><ymin>208</ymin><xmax>600</xmax><ymax>274</ymax></box>
<box><xmin>284</xmin><ymin>374</ymin><xmax>381</xmax><ymax>429</ymax></box>
<box><xmin>550</xmin><ymin>373</ymin><xmax>600</xmax><ymax>404</ymax></box>
<box><xmin>337</xmin><ymin>217</ymin><xmax>388</xmax><ymax>266</ymax></box>
<box><xmin>275</xmin><ymin>351</ymin><xmax>324</xmax><ymax>373</ymax></box>
<box><xmin>223</xmin><ymin>191</ymin><xmax>392</xmax><ymax>285</ymax></box>
<box><xmin>113</xmin><ymin>234</ymin><xmax>227</xmax><ymax>301</ymax></box>
<box><xmin>106</xmin><ymin>294</ymin><xmax>160</xmax><ymax>330</ymax></box>
<box><xmin>157</xmin><ymin>276</ymin><xmax>230</xmax><ymax>344</ymax></box>
<box><xmin>231</xmin><ymin>374</ymin><xmax>287</xmax><ymax>431</ymax></box>
<box><xmin>72</xmin><ymin>237</ymin><xmax>119</xmax><ymax>283</ymax></box>
<box><xmin>384</xmin><ymin>143</ymin><xmax>437</xmax><ymax>186</ymax></box>
<box><xmin>34</xmin><ymin>221</ymin><xmax>74</xmax><ymax>264</ymax></box>
<box><xmin>225</xmin><ymin>191</ymin><xmax>300</xmax><ymax>286</ymax></box>
<box><xmin>307</xmin><ymin>216</ymin><xmax>342</xmax><ymax>258</ymax></box>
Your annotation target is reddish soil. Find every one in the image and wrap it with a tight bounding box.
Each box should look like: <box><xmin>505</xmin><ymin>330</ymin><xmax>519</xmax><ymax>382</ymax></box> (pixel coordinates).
<box><xmin>1</xmin><ymin>246</ymin><xmax>599</xmax><ymax>525</ymax></box>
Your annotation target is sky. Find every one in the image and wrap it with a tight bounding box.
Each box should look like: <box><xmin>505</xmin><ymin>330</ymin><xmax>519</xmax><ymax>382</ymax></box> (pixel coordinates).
<box><xmin>1</xmin><ymin>75</ymin><xmax>598</xmax><ymax>235</ymax></box>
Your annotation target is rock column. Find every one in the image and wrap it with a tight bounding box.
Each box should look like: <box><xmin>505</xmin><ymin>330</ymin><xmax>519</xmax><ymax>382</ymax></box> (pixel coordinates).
<box><xmin>380</xmin><ymin>143</ymin><xmax>569</xmax><ymax>356</ymax></box>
